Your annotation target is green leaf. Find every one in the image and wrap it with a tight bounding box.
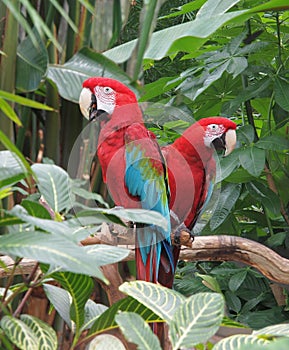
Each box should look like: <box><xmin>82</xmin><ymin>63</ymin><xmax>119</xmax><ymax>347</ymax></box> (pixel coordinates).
<box><xmin>47</xmin><ymin>47</ymin><xmax>131</xmax><ymax>103</ymax></box>
<box><xmin>0</xmin><ymin>97</ymin><xmax>22</xmax><ymax>126</ymax></box>
<box><xmin>31</xmin><ymin>164</ymin><xmax>72</xmax><ymax>213</ymax></box>
<box><xmin>210</xmin><ymin>183</ymin><xmax>241</xmax><ymax>230</ymax></box>
<box><xmin>0</xmin><ymin>231</ymin><xmax>106</xmax><ymax>280</ymax></box>
<box><xmin>88</xmin><ymin>297</ymin><xmax>161</xmax><ymax>336</ymax></box>
<box><xmin>169</xmin><ymin>293</ymin><xmax>224</xmax><ymax>350</ymax></box>
<box><xmin>72</xmin><ymin>186</ymin><xmax>109</xmax><ymax>208</ymax></box>
<box><xmin>21</xmin><ymin>200</ymin><xmax>51</xmax><ymax>219</ymax></box>
<box><xmin>239</xmin><ymin>147</ymin><xmax>265</xmax><ymax>177</ymax></box>
<box><xmin>43</xmin><ymin>284</ymin><xmax>72</xmax><ymax>328</ymax></box>
<box><xmin>116</xmin><ymin>312</ymin><xmax>162</xmax><ymax>350</ymax></box>
<box><xmin>20</xmin><ymin>315</ymin><xmax>57</xmax><ymax>350</ymax></box>
<box><xmin>87</xmin><ymin>334</ymin><xmax>126</xmax><ymax>350</ymax></box>
<box><xmin>237</xmin><ymin>125</ymin><xmax>255</xmax><ymax>145</ymax></box>
<box><xmin>228</xmin><ymin>270</ymin><xmax>248</xmax><ymax>292</ymax></box>
<box><xmin>119</xmin><ymin>281</ymin><xmax>185</xmax><ymax>322</ymax></box>
<box><xmin>255</xmin><ymin>135</ymin><xmax>289</xmax><ymax>151</ymax></box>
<box><xmin>0</xmin><ymin>89</ymin><xmax>54</xmax><ymax>110</ymax></box>
<box><xmin>246</xmin><ymin>181</ymin><xmax>280</xmax><ymax>215</ymax></box>
<box><xmin>0</xmin><ymin>151</ymin><xmax>27</xmax><ymax>188</ymax></box>
<box><xmin>253</xmin><ymin>323</ymin><xmax>289</xmax><ymax>336</ymax></box>
<box><xmin>16</xmin><ymin>28</ymin><xmax>48</xmax><ymax>92</ymax></box>
<box><xmin>44</xmin><ymin>271</ymin><xmax>94</xmax><ymax>335</ymax></box>
<box><xmin>0</xmin><ymin>316</ymin><xmax>38</xmax><ymax>350</ymax></box>
<box><xmin>81</xmin><ymin>299</ymin><xmax>108</xmax><ymax>331</ymax></box>
<box><xmin>217</xmin><ymin>151</ymin><xmax>240</xmax><ymax>182</ymax></box>
<box><xmin>213</xmin><ymin>334</ymin><xmax>269</xmax><ymax>350</ymax></box>
<box><xmin>274</xmin><ymin>76</ymin><xmax>289</xmax><ymax>112</ymax></box>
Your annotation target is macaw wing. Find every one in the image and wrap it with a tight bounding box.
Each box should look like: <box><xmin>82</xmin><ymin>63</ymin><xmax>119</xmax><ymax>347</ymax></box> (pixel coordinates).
<box><xmin>124</xmin><ymin>123</ymin><xmax>170</xmax><ymax>229</ymax></box>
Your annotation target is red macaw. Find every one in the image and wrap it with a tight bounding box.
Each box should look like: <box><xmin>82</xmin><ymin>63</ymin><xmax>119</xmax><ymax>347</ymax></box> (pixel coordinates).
<box><xmin>79</xmin><ymin>77</ymin><xmax>174</xmax><ymax>283</ymax></box>
<box><xmin>158</xmin><ymin>117</ymin><xmax>237</xmax><ymax>287</ymax></box>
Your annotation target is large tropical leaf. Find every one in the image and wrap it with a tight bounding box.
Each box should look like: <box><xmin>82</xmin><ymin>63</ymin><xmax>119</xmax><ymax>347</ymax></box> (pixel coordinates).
<box><xmin>239</xmin><ymin>146</ymin><xmax>266</xmax><ymax>177</ymax></box>
<box><xmin>213</xmin><ymin>334</ymin><xmax>269</xmax><ymax>350</ymax></box>
<box><xmin>169</xmin><ymin>293</ymin><xmax>224</xmax><ymax>350</ymax></box>
<box><xmin>119</xmin><ymin>281</ymin><xmax>185</xmax><ymax>322</ymax></box>
<box><xmin>20</xmin><ymin>315</ymin><xmax>57</xmax><ymax>350</ymax></box>
<box><xmin>47</xmin><ymin>47</ymin><xmax>131</xmax><ymax>103</ymax></box>
<box><xmin>31</xmin><ymin>163</ymin><xmax>72</xmax><ymax>213</ymax></box>
<box><xmin>116</xmin><ymin>312</ymin><xmax>161</xmax><ymax>350</ymax></box>
<box><xmin>0</xmin><ymin>316</ymin><xmax>38</xmax><ymax>350</ymax></box>
<box><xmin>88</xmin><ymin>296</ymin><xmax>161</xmax><ymax>336</ymax></box>
<box><xmin>0</xmin><ymin>150</ymin><xmax>27</xmax><ymax>188</ymax></box>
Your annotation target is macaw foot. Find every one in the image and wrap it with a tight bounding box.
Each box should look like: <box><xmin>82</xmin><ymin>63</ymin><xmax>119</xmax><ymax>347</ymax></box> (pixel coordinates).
<box><xmin>173</xmin><ymin>223</ymin><xmax>194</xmax><ymax>246</ymax></box>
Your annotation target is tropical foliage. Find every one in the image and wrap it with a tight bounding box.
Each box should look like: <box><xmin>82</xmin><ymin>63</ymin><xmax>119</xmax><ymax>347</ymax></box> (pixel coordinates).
<box><xmin>1</xmin><ymin>0</ymin><xmax>289</xmax><ymax>349</ymax></box>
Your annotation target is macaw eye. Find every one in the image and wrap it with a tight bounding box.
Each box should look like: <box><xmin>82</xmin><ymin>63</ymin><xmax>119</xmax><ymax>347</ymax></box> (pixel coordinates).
<box><xmin>103</xmin><ymin>87</ymin><xmax>113</xmax><ymax>94</ymax></box>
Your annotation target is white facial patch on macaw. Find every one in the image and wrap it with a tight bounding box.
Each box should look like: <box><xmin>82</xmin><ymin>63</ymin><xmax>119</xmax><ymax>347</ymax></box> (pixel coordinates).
<box><xmin>94</xmin><ymin>86</ymin><xmax>116</xmax><ymax>115</ymax></box>
<box><xmin>203</xmin><ymin>124</ymin><xmax>226</xmax><ymax>148</ymax></box>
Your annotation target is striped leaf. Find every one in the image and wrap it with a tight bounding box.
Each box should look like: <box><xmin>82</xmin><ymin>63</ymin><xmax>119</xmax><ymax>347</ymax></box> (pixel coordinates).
<box><xmin>88</xmin><ymin>297</ymin><xmax>161</xmax><ymax>336</ymax></box>
<box><xmin>213</xmin><ymin>334</ymin><xmax>269</xmax><ymax>350</ymax></box>
<box><xmin>87</xmin><ymin>334</ymin><xmax>126</xmax><ymax>350</ymax></box>
<box><xmin>119</xmin><ymin>281</ymin><xmax>185</xmax><ymax>322</ymax></box>
<box><xmin>20</xmin><ymin>315</ymin><xmax>57</xmax><ymax>350</ymax></box>
<box><xmin>253</xmin><ymin>323</ymin><xmax>289</xmax><ymax>337</ymax></box>
<box><xmin>116</xmin><ymin>312</ymin><xmax>161</xmax><ymax>350</ymax></box>
<box><xmin>169</xmin><ymin>292</ymin><xmax>224</xmax><ymax>350</ymax></box>
<box><xmin>0</xmin><ymin>316</ymin><xmax>38</xmax><ymax>350</ymax></box>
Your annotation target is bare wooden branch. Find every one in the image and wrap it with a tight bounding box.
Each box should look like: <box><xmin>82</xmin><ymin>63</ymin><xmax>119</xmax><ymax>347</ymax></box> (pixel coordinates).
<box><xmin>1</xmin><ymin>234</ymin><xmax>289</xmax><ymax>285</ymax></box>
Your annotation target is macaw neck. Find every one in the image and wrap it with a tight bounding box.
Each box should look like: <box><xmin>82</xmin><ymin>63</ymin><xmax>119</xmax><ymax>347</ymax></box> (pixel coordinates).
<box><xmin>172</xmin><ymin>124</ymin><xmax>213</xmax><ymax>162</ymax></box>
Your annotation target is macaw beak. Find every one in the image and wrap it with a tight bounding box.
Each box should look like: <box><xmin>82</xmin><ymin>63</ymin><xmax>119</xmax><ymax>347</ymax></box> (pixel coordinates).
<box><xmin>79</xmin><ymin>87</ymin><xmax>108</xmax><ymax>122</ymax></box>
<box><xmin>224</xmin><ymin>129</ymin><xmax>237</xmax><ymax>156</ymax></box>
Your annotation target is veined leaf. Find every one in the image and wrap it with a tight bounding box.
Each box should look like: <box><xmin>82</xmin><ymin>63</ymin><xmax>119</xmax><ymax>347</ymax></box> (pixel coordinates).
<box><xmin>0</xmin><ymin>231</ymin><xmax>106</xmax><ymax>280</ymax></box>
<box><xmin>213</xmin><ymin>334</ymin><xmax>269</xmax><ymax>349</ymax></box>
<box><xmin>87</xmin><ymin>334</ymin><xmax>126</xmax><ymax>350</ymax></box>
<box><xmin>116</xmin><ymin>312</ymin><xmax>162</xmax><ymax>350</ymax></box>
<box><xmin>31</xmin><ymin>163</ymin><xmax>72</xmax><ymax>213</ymax></box>
<box><xmin>253</xmin><ymin>323</ymin><xmax>289</xmax><ymax>336</ymax></box>
<box><xmin>119</xmin><ymin>281</ymin><xmax>185</xmax><ymax>322</ymax></box>
<box><xmin>255</xmin><ymin>135</ymin><xmax>289</xmax><ymax>151</ymax></box>
<box><xmin>88</xmin><ymin>296</ymin><xmax>161</xmax><ymax>336</ymax></box>
<box><xmin>82</xmin><ymin>299</ymin><xmax>108</xmax><ymax>331</ymax></box>
<box><xmin>169</xmin><ymin>293</ymin><xmax>224</xmax><ymax>350</ymax></box>
<box><xmin>20</xmin><ymin>315</ymin><xmax>57</xmax><ymax>350</ymax></box>
<box><xmin>0</xmin><ymin>151</ymin><xmax>27</xmax><ymax>188</ymax></box>
<box><xmin>0</xmin><ymin>316</ymin><xmax>38</xmax><ymax>350</ymax></box>
<box><xmin>274</xmin><ymin>76</ymin><xmax>289</xmax><ymax>112</ymax></box>
<box><xmin>0</xmin><ymin>90</ymin><xmax>54</xmax><ymax>110</ymax></box>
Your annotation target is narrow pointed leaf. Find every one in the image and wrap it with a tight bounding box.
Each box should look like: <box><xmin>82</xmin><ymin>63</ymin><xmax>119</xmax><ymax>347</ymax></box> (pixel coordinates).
<box><xmin>116</xmin><ymin>312</ymin><xmax>162</xmax><ymax>350</ymax></box>
<box><xmin>0</xmin><ymin>90</ymin><xmax>54</xmax><ymax>110</ymax></box>
<box><xmin>0</xmin><ymin>97</ymin><xmax>22</xmax><ymax>126</ymax></box>
<box><xmin>169</xmin><ymin>293</ymin><xmax>224</xmax><ymax>350</ymax></box>
<box><xmin>119</xmin><ymin>281</ymin><xmax>185</xmax><ymax>322</ymax></box>
<box><xmin>20</xmin><ymin>315</ymin><xmax>57</xmax><ymax>350</ymax></box>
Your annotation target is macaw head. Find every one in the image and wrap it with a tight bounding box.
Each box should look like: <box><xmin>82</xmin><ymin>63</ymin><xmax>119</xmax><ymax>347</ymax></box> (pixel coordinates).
<box><xmin>79</xmin><ymin>77</ymin><xmax>139</xmax><ymax>122</ymax></box>
<box><xmin>197</xmin><ymin>117</ymin><xmax>237</xmax><ymax>156</ymax></box>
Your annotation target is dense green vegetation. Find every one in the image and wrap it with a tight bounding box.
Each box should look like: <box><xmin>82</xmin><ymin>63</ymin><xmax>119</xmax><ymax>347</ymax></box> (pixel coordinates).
<box><xmin>0</xmin><ymin>0</ymin><xmax>289</xmax><ymax>348</ymax></box>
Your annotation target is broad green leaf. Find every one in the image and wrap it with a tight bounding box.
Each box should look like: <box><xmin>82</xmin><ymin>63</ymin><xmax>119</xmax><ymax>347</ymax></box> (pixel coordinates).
<box><xmin>255</xmin><ymin>135</ymin><xmax>289</xmax><ymax>151</ymax></box>
<box><xmin>0</xmin><ymin>151</ymin><xmax>27</xmax><ymax>188</ymax></box>
<box><xmin>87</xmin><ymin>334</ymin><xmax>126</xmax><ymax>350</ymax></box>
<box><xmin>239</xmin><ymin>147</ymin><xmax>265</xmax><ymax>177</ymax></box>
<box><xmin>116</xmin><ymin>312</ymin><xmax>162</xmax><ymax>350</ymax></box>
<box><xmin>0</xmin><ymin>316</ymin><xmax>38</xmax><ymax>350</ymax></box>
<box><xmin>21</xmin><ymin>200</ymin><xmax>51</xmax><ymax>219</ymax></box>
<box><xmin>0</xmin><ymin>90</ymin><xmax>54</xmax><ymax>110</ymax></box>
<box><xmin>253</xmin><ymin>323</ymin><xmax>289</xmax><ymax>336</ymax></box>
<box><xmin>225</xmin><ymin>167</ymin><xmax>256</xmax><ymax>183</ymax></box>
<box><xmin>88</xmin><ymin>296</ymin><xmax>161</xmax><ymax>336</ymax></box>
<box><xmin>43</xmin><ymin>284</ymin><xmax>72</xmax><ymax>327</ymax></box>
<box><xmin>47</xmin><ymin>47</ymin><xmax>131</xmax><ymax>103</ymax></box>
<box><xmin>210</xmin><ymin>183</ymin><xmax>241</xmax><ymax>230</ymax></box>
<box><xmin>16</xmin><ymin>28</ymin><xmax>48</xmax><ymax>92</ymax></box>
<box><xmin>169</xmin><ymin>293</ymin><xmax>224</xmax><ymax>350</ymax></box>
<box><xmin>0</xmin><ymin>131</ymin><xmax>33</xmax><ymax>176</ymax></box>
<box><xmin>216</xmin><ymin>150</ymin><xmax>240</xmax><ymax>182</ymax></box>
<box><xmin>213</xmin><ymin>334</ymin><xmax>269</xmax><ymax>350</ymax></box>
<box><xmin>195</xmin><ymin>273</ymin><xmax>222</xmax><ymax>293</ymax></box>
<box><xmin>31</xmin><ymin>164</ymin><xmax>71</xmax><ymax>213</ymax></box>
<box><xmin>20</xmin><ymin>315</ymin><xmax>57</xmax><ymax>350</ymax></box>
<box><xmin>274</xmin><ymin>76</ymin><xmax>289</xmax><ymax>112</ymax></box>
<box><xmin>43</xmin><ymin>271</ymin><xmax>94</xmax><ymax>335</ymax></box>
<box><xmin>0</xmin><ymin>97</ymin><xmax>22</xmax><ymax>126</ymax></box>
<box><xmin>72</xmin><ymin>186</ymin><xmax>109</xmax><ymax>208</ymax></box>
<box><xmin>0</xmin><ymin>231</ymin><xmax>106</xmax><ymax>280</ymax></box>
<box><xmin>119</xmin><ymin>281</ymin><xmax>185</xmax><ymax>322</ymax></box>
<box><xmin>246</xmin><ymin>181</ymin><xmax>280</xmax><ymax>215</ymax></box>
<box><xmin>196</xmin><ymin>0</ymin><xmax>240</xmax><ymax>18</ymax></box>
<box><xmin>237</xmin><ymin>125</ymin><xmax>255</xmax><ymax>145</ymax></box>
<box><xmin>240</xmin><ymin>338</ymin><xmax>289</xmax><ymax>350</ymax></box>
<box><xmin>82</xmin><ymin>299</ymin><xmax>108</xmax><ymax>331</ymax></box>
